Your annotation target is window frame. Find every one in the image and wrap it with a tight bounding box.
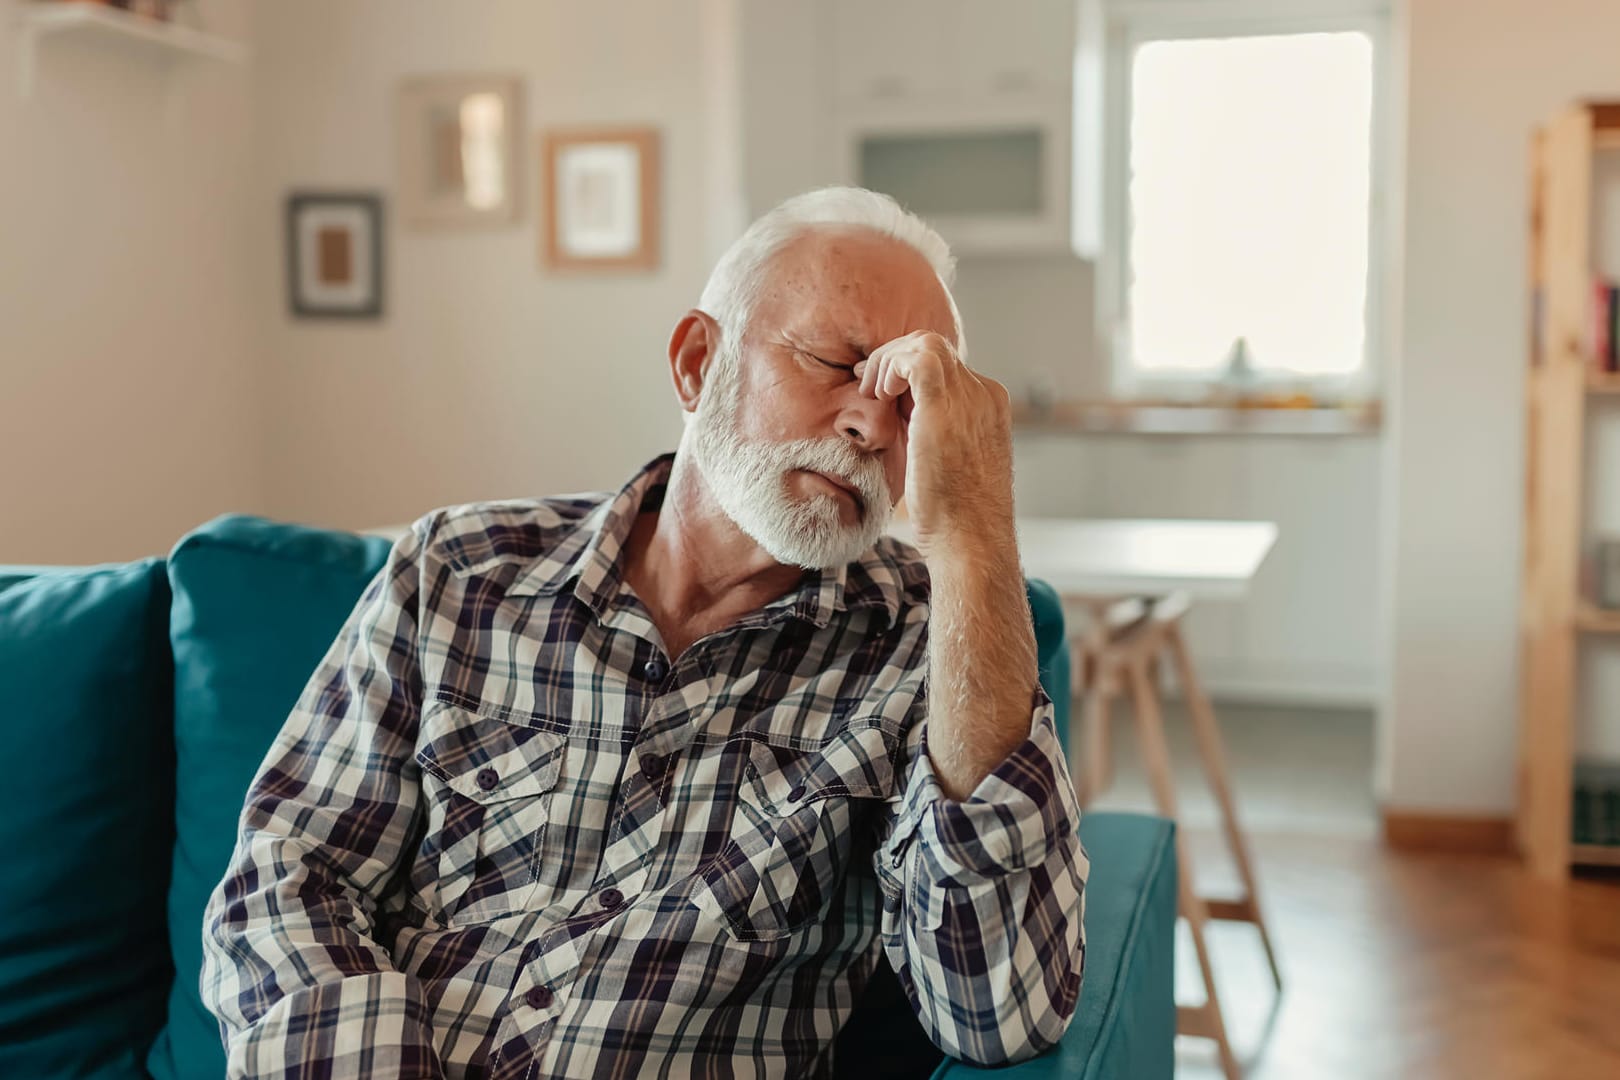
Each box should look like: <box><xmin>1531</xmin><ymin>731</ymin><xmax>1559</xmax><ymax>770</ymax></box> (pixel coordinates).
<box><xmin>1095</xmin><ymin>0</ymin><xmax>1398</xmax><ymax>400</ymax></box>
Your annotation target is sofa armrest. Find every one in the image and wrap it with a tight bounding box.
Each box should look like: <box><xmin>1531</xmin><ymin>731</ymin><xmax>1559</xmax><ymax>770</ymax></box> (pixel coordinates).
<box><xmin>932</xmin><ymin>812</ymin><xmax>1177</xmax><ymax>1080</ymax></box>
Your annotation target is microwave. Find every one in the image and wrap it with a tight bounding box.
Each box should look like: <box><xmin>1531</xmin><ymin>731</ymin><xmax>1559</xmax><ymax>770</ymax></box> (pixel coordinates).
<box><xmin>832</xmin><ymin>97</ymin><xmax>1073</xmax><ymax>255</ymax></box>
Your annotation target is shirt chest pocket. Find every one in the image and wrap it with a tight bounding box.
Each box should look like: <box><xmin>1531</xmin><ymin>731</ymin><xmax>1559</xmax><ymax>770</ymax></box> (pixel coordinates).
<box><xmin>694</xmin><ymin>722</ymin><xmax>899</xmax><ymax>944</ymax></box>
<box><xmin>415</xmin><ymin>707</ymin><xmax>566</xmax><ymax>925</ymax></box>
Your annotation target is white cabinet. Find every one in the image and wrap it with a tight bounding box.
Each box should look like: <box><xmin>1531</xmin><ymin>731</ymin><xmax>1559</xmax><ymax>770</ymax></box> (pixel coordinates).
<box><xmin>830</xmin><ymin>0</ymin><xmax>1075</xmax><ymax>104</ymax></box>
<box><xmin>953</xmin><ymin>0</ymin><xmax>1076</xmax><ymax>99</ymax></box>
<box><xmin>826</xmin><ymin>0</ymin><xmax>1079</xmax><ymax>255</ymax></box>
<box><xmin>829</xmin><ymin>0</ymin><xmax>953</xmax><ymax>103</ymax></box>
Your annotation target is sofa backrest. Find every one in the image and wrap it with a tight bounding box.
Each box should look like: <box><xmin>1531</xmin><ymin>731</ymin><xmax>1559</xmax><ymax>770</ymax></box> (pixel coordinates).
<box><xmin>150</xmin><ymin>515</ymin><xmax>392</xmax><ymax>1080</ymax></box>
<box><xmin>0</xmin><ymin>561</ymin><xmax>175</xmax><ymax>1080</ymax></box>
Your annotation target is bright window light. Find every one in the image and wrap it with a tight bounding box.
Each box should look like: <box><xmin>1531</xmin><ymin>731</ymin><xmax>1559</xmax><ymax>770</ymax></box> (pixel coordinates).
<box><xmin>1126</xmin><ymin>31</ymin><xmax>1374</xmax><ymax>379</ymax></box>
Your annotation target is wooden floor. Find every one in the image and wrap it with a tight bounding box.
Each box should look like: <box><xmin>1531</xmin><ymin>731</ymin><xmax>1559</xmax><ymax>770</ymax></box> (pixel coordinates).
<box><xmin>1080</xmin><ymin>700</ymin><xmax>1620</xmax><ymax>1076</ymax></box>
<box><xmin>1171</xmin><ymin>828</ymin><xmax>1620</xmax><ymax>1079</ymax></box>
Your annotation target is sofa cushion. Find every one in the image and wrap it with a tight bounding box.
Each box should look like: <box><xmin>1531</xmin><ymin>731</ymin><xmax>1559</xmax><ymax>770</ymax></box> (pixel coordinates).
<box><xmin>148</xmin><ymin>516</ymin><xmax>392</xmax><ymax>1080</ymax></box>
<box><xmin>0</xmin><ymin>560</ymin><xmax>175</xmax><ymax>1079</ymax></box>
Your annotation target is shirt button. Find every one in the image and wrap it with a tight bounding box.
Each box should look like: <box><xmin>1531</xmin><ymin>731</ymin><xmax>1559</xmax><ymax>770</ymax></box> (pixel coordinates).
<box><xmin>476</xmin><ymin>768</ymin><xmax>499</xmax><ymax>791</ymax></box>
<box><xmin>643</xmin><ymin>658</ymin><xmax>668</xmax><ymax>682</ymax></box>
<box><xmin>642</xmin><ymin>753</ymin><xmax>666</xmax><ymax>778</ymax></box>
<box><xmin>788</xmin><ymin>784</ymin><xmax>806</xmax><ymax>802</ymax></box>
<box><xmin>525</xmin><ymin>985</ymin><xmax>553</xmax><ymax>1010</ymax></box>
<box><xmin>599</xmin><ymin>887</ymin><xmax>624</xmax><ymax>909</ymax></box>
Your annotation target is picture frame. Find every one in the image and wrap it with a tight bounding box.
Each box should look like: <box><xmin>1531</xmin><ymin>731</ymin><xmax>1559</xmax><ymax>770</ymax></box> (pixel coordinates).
<box><xmin>286</xmin><ymin>192</ymin><xmax>384</xmax><ymax>319</ymax></box>
<box><xmin>541</xmin><ymin>127</ymin><xmax>660</xmax><ymax>271</ymax></box>
<box><xmin>397</xmin><ymin>75</ymin><xmax>523</xmax><ymax>228</ymax></box>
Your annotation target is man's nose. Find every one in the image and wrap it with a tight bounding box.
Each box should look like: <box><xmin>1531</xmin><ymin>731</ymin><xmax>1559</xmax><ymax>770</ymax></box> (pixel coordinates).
<box><xmin>836</xmin><ymin>390</ymin><xmax>904</xmax><ymax>452</ymax></box>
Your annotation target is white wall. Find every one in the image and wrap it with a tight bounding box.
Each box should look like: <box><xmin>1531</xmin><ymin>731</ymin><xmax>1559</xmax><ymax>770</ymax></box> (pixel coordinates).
<box><xmin>250</xmin><ymin>0</ymin><xmax>718</xmax><ymax>532</ymax></box>
<box><xmin>1383</xmin><ymin>0</ymin><xmax>1620</xmax><ymax>813</ymax></box>
<box><xmin>0</xmin><ymin>0</ymin><xmax>263</xmax><ymax>564</ymax></box>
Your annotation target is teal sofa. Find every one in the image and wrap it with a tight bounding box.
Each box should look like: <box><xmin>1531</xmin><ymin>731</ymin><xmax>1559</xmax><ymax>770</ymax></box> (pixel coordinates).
<box><xmin>0</xmin><ymin>514</ymin><xmax>1175</xmax><ymax>1079</ymax></box>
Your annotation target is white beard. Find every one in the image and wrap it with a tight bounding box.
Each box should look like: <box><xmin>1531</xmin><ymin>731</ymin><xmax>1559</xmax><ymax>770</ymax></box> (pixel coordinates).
<box><xmin>682</xmin><ymin>352</ymin><xmax>894</xmax><ymax>570</ymax></box>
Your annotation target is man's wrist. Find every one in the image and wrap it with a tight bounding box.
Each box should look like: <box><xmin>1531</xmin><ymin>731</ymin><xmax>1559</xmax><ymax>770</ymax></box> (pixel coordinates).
<box><xmin>919</xmin><ymin>522</ymin><xmax>1020</xmax><ymax>579</ymax></box>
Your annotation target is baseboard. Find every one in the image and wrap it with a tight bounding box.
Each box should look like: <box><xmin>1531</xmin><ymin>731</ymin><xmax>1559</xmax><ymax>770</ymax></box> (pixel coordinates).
<box><xmin>1381</xmin><ymin>811</ymin><xmax>1516</xmax><ymax>855</ymax></box>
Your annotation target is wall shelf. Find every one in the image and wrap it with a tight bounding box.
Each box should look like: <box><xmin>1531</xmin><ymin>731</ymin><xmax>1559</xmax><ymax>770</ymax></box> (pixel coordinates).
<box><xmin>1012</xmin><ymin>401</ymin><xmax>1382</xmax><ymax>438</ymax></box>
<box><xmin>15</xmin><ymin>2</ymin><xmax>248</xmax><ymax>99</ymax></box>
<box><xmin>1574</xmin><ymin>602</ymin><xmax>1620</xmax><ymax>634</ymax></box>
<box><xmin>1570</xmin><ymin>843</ymin><xmax>1620</xmax><ymax>868</ymax></box>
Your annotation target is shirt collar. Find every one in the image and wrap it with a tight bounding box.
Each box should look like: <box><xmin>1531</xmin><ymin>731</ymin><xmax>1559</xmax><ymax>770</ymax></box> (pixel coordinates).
<box><xmin>506</xmin><ymin>452</ymin><xmax>908</xmax><ymax>630</ymax></box>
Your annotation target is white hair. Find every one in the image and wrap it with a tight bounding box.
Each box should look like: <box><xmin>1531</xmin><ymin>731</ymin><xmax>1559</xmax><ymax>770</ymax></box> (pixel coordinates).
<box><xmin>695</xmin><ymin>186</ymin><xmax>963</xmax><ymax>371</ymax></box>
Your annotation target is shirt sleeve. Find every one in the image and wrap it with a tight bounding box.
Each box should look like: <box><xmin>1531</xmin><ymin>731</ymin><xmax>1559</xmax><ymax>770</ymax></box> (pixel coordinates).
<box><xmin>199</xmin><ymin>516</ymin><xmax>446</xmax><ymax>1080</ymax></box>
<box><xmin>873</xmin><ymin>686</ymin><xmax>1088</xmax><ymax>1066</ymax></box>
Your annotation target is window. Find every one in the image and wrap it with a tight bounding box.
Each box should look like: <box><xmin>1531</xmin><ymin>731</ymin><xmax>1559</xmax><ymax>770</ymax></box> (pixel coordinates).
<box><xmin>1094</xmin><ymin>0</ymin><xmax>1392</xmax><ymax>396</ymax></box>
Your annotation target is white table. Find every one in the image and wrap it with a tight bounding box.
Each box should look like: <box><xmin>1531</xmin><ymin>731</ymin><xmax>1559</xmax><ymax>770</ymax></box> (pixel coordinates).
<box><xmin>888</xmin><ymin>517</ymin><xmax>1278</xmax><ymax>601</ymax></box>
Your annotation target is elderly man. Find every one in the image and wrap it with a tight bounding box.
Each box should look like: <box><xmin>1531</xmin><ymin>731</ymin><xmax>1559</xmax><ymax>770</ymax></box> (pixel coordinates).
<box><xmin>202</xmin><ymin>187</ymin><xmax>1087</xmax><ymax>1079</ymax></box>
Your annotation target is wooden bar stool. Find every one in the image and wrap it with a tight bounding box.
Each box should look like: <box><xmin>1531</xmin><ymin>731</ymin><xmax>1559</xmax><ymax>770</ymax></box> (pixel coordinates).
<box><xmin>1069</xmin><ymin>592</ymin><xmax>1282</xmax><ymax>1080</ymax></box>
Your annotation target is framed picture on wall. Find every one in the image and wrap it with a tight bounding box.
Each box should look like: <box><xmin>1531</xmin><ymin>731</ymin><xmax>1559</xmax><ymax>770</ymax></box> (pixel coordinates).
<box><xmin>286</xmin><ymin>193</ymin><xmax>384</xmax><ymax>319</ymax></box>
<box><xmin>398</xmin><ymin>75</ymin><xmax>523</xmax><ymax>227</ymax></box>
<box><xmin>541</xmin><ymin>127</ymin><xmax>660</xmax><ymax>271</ymax></box>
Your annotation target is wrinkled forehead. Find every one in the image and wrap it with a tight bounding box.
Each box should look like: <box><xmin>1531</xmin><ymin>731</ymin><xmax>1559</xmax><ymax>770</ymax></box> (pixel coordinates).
<box><xmin>749</xmin><ymin>227</ymin><xmax>961</xmax><ymax>354</ymax></box>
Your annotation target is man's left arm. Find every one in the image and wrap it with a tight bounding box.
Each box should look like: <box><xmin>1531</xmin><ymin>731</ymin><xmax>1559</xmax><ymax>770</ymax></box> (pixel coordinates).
<box><xmin>855</xmin><ymin>334</ymin><xmax>1088</xmax><ymax>1066</ymax></box>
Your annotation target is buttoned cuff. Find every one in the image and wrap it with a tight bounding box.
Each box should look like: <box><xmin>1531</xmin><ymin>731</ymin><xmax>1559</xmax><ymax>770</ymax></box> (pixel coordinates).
<box><xmin>894</xmin><ymin>687</ymin><xmax>1081</xmax><ymax>883</ymax></box>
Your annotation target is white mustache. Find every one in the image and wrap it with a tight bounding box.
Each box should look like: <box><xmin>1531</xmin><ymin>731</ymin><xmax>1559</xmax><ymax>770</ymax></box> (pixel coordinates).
<box><xmin>779</xmin><ymin>438</ymin><xmax>890</xmax><ymax>511</ymax></box>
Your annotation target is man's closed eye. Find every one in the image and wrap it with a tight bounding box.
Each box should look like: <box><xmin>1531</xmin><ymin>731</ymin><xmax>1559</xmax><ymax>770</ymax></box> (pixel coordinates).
<box><xmin>807</xmin><ymin>352</ymin><xmax>858</xmax><ymax>378</ymax></box>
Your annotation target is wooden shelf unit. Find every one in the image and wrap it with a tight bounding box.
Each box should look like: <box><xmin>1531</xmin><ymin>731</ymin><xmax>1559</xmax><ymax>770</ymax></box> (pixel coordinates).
<box><xmin>1575</xmin><ymin>603</ymin><xmax>1620</xmax><ymax>635</ymax></box>
<box><xmin>14</xmin><ymin>2</ymin><xmax>248</xmax><ymax>99</ymax></box>
<box><xmin>1519</xmin><ymin>101</ymin><xmax>1620</xmax><ymax>880</ymax></box>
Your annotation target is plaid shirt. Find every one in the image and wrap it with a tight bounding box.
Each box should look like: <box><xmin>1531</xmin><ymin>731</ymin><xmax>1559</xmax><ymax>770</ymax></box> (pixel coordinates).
<box><xmin>202</xmin><ymin>453</ymin><xmax>1087</xmax><ymax>1080</ymax></box>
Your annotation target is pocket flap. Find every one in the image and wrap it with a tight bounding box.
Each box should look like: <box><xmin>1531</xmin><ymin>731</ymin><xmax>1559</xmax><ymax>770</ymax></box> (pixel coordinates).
<box><xmin>742</xmin><ymin>722</ymin><xmax>897</xmax><ymax>815</ymax></box>
<box><xmin>417</xmin><ymin>711</ymin><xmax>566</xmax><ymax>803</ymax></box>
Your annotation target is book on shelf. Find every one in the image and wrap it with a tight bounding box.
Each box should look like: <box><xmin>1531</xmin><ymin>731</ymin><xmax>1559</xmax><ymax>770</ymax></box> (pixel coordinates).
<box><xmin>1572</xmin><ymin>758</ymin><xmax>1620</xmax><ymax>846</ymax></box>
<box><xmin>1593</xmin><ymin>278</ymin><xmax>1620</xmax><ymax>374</ymax></box>
<box><xmin>1609</xmin><ymin>283</ymin><xmax>1617</xmax><ymax>373</ymax></box>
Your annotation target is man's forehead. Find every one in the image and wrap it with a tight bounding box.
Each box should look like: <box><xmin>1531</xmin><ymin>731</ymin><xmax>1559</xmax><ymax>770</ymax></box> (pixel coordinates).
<box><xmin>781</xmin><ymin>308</ymin><xmax>960</xmax><ymax>356</ymax></box>
<box><xmin>762</xmin><ymin>237</ymin><xmax>957</xmax><ymax>347</ymax></box>
<box><xmin>781</xmin><ymin>229</ymin><xmax>930</xmax><ymax>285</ymax></box>
<box><xmin>786</xmin><ymin>316</ymin><xmax>880</xmax><ymax>350</ymax></box>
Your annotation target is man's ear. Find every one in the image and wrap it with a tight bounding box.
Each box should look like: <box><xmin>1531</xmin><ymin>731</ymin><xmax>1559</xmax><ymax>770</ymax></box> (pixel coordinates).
<box><xmin>667</xmin><ymin>309</ymin><xmax>722</xmax><ymax>415</ymax></box>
